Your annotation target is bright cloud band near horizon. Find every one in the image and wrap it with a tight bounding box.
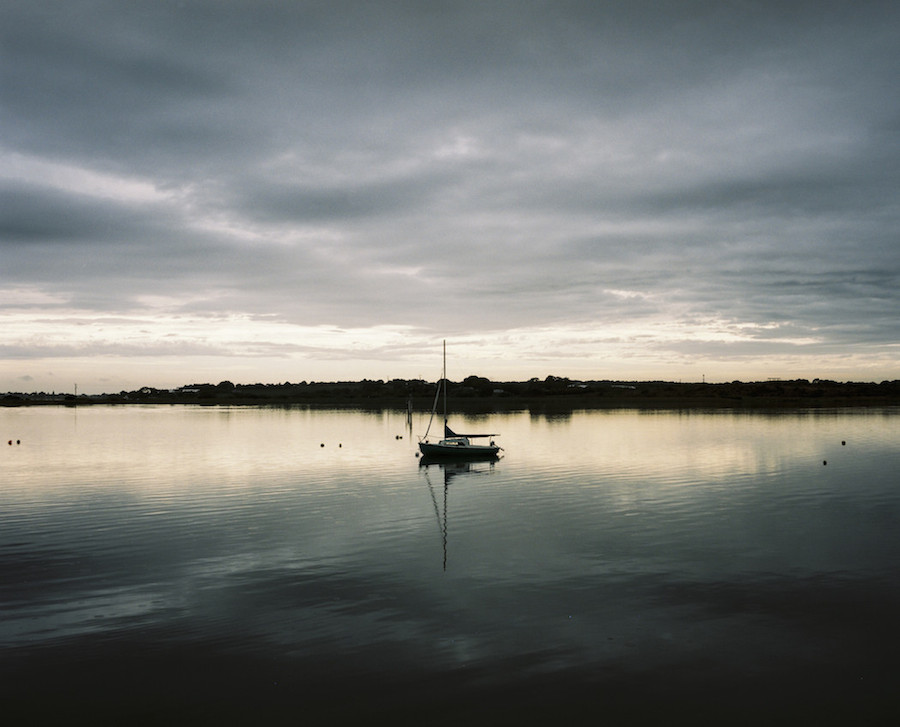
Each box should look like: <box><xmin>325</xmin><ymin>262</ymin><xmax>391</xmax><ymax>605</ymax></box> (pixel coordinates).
<box><xmin>2</xmin><ymin>1</ymin><xmax>899</xmax><ymax>394</ymax></box>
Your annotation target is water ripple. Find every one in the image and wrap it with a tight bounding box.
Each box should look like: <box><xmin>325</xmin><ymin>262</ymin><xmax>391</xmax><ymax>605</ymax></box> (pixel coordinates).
<box><xmin>3</xmin><ymin>406</ymin><xmax>899</xmax><ymax>718</ymax></box>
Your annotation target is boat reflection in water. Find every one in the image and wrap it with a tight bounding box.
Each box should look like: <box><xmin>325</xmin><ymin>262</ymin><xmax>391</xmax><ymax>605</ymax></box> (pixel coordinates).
<box><xmin>419</xmin><ymin>455</ymin><xmax>500</xmax><ymax>571</ymax></box>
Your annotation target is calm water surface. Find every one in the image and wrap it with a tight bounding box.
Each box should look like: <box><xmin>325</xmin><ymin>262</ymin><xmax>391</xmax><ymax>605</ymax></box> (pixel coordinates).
<box><xmin>2</xmin><ymin>406</ymin><xmax>899</xmax><ymax>723</ymax></box>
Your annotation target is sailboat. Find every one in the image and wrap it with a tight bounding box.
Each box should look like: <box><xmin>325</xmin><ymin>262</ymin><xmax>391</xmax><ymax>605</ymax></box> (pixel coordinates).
<box><xmin>418</xmin><ymin>341</ymin><xmax>501</xmax><ymax>459</ymax></box>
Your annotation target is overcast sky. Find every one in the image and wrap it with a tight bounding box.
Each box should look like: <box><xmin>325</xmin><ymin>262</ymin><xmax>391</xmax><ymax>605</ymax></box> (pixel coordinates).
<box><xmin>2</xmin><ymin>0</ymin><xmax>899</xmax><ymax>393</ymax></box>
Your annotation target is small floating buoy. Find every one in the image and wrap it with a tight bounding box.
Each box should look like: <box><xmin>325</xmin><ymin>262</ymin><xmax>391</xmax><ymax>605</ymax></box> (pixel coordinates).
<box><xmin>320</xmin><ymin>443</ymin><xmax>324</xmax><ymax>447</ymax></box>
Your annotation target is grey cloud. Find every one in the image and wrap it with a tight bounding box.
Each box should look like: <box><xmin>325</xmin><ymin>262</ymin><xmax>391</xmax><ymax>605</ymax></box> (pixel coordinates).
<box><xmin>0</xmin><ymin>339</ymin><xmax>233</xmax><ymax>360</ymax></box>
<box><xmin>0</xmin><ymin>183</ymin><xmax>155</xmax><ymax>243</ymax></box>
<box><xmin>232</xmin><ymin>174</ymin><xmax>444</xmax><ymax>224</ymax></box>
<box><xmin>2</xmin><ymin>0</ymin><xmax>899</xmax><ymax>383</ymax></box>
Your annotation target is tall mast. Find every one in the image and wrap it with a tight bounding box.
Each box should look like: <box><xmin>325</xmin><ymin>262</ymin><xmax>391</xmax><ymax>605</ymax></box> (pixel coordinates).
<box><xmin>442</xmin><ymin>339</ymin><xmax>447</xmax><ymax>426</ymax></box>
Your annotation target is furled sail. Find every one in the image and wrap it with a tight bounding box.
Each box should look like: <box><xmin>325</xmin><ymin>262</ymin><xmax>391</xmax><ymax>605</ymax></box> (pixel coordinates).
<box><xmin>445</xmin><ymin>424</ymin><xmax>496</xmax><ymax>439</ymax></box>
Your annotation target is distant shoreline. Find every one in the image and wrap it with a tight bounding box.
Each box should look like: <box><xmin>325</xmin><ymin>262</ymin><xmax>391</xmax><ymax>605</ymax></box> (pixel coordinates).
<box><xmin>4</xmin><ymin>378</ymin><xmax>900</xmax><ymax>410</ymax></box>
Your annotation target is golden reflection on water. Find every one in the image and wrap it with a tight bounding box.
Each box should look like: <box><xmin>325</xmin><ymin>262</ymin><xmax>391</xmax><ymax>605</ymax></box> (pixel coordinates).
<box><xmin>498</xmin><ymin>408</ymin><xmax>893</xmax><ymax>481</ymax></box>
<box><xmin>3</xmin><ymin>405</ymin><xmax>895</xmax><ymax>500</ymax></box>
<box><xmin>2</xmin><ymin>405</ymin><xmax>420</xmax><ymax>497</ymax></box>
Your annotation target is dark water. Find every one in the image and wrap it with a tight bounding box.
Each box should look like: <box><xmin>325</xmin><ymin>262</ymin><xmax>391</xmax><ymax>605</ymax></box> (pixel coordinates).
<box><xmin>2</xmin><ymin>406</ymin><xmax>899</xmax><ymax>724</ymax></box>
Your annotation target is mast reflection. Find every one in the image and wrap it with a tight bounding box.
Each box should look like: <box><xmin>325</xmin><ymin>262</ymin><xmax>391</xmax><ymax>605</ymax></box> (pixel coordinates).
<box><xmin>419</xmin><ymin>455</ymin><xmax>500</xmax><ymax>571</ymax></box>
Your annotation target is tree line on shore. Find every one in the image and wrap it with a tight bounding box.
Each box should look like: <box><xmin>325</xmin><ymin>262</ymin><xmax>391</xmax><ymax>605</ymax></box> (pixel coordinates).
<box><xmin>4</xmin><ymin>376</ymin><xmax>900</xmax><ymax>409</ymax></box>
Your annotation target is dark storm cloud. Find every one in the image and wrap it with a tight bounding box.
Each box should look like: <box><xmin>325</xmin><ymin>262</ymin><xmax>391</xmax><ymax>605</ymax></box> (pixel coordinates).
<box><xmin>0</xmin><ymin>182</ymin><xmax>156</xmax><ymax>243</ymax></box>
<box><xmin>2</xmin><ymin>0</ymin><xmax>900</xmax><ymax>383</ymax></box>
